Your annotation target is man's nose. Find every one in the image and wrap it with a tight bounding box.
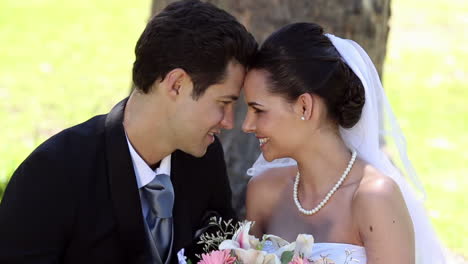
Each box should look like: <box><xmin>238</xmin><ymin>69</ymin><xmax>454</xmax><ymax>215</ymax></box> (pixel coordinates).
<box><xmin>220</xmin><ymin>106</ymin><xmax>234</xmax><ymax>130</ymax></box>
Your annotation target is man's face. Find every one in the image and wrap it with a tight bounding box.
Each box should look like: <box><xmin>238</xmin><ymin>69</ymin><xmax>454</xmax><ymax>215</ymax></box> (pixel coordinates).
<box><xmin>173</xmin><ymin>61</ymin><xmax>245</xmax><ymax>157</ymax></box>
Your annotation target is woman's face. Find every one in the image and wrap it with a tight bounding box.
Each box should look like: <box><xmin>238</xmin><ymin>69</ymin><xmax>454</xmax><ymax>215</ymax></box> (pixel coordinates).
<box><xmin>242</xmin><ymin>69</ymin><xmax>304</xmax><ymax>162</ymax></box>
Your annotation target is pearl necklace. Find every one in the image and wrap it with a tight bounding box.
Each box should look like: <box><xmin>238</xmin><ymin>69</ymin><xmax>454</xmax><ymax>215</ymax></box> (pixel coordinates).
<box><xmin>293</xmin><ymin>150</ymin><xmax>357</xmax><ymax>215</ymax></box>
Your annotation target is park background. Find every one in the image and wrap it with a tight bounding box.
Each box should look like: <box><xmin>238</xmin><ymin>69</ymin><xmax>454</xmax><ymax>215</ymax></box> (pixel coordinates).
<box><xmin>0</xmin><ymin>0</ymin><xmax>466</xmax><ymax>260</ymax></box>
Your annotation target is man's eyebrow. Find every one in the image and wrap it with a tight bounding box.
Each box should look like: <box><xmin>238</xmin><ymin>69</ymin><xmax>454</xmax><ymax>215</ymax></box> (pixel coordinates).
<box><xmin>248</xmin><ymin>102</ymin><xmax>263</xmax><ymax>107</ymax></box>
<box><xmin>219</xmin><ymin>95</ymin><xmax>239</xmax><ymax>101</ymax></box>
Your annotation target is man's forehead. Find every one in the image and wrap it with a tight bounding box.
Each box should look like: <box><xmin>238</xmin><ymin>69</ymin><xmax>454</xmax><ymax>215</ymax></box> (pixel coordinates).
<box><xmin>201</xmin><ymin>83</ymin><xmax>240</xmax><ymax>100</ymax></box>
<box><xmin>208</xmin><ymin>80</ymin><xmax>242</xmax><ymax>97</ymax></box>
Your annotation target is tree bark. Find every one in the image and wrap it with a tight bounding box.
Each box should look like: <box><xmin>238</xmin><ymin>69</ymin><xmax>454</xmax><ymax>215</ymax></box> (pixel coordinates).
<box><xmin>151</xmin><ymin>0</ymin><xmax>391</xmax><ymax>218</ymax></box>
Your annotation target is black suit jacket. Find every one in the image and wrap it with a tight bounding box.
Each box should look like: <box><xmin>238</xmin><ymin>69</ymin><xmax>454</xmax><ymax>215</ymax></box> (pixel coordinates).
<box><xmin>0</xmin><ymin>99</ymin><xmax>235</xmax><ymax>264</ymax></box>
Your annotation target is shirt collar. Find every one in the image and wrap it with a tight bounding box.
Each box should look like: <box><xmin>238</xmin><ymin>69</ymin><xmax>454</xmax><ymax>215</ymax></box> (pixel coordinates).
<box><xmin>125</xmin><ymin>134</ymin><xmax>171</xmax><ymax>189</ymax></box>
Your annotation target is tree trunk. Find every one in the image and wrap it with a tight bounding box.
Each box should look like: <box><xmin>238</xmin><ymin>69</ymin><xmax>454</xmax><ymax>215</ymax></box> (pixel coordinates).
<box><xmin>151</xmin><ymin>0</ymin><xmax>391</xmax><ymax>218</ymax></box>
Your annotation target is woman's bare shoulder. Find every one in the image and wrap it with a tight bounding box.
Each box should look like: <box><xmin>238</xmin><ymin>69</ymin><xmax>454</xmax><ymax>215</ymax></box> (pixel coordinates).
<box><xmin>354</xmin><ymin>165</ymin><xmax>403</xmax><ymax>202</ymax></box>
<box><xmin>352</xmin><ymin>166</ymin><xmax>415</xmax><ymax>261</ymax></box>
<box><xmin>352</xmin><ymin>165</ymin><xmax>412</xmax><ymax>237</ymax></box>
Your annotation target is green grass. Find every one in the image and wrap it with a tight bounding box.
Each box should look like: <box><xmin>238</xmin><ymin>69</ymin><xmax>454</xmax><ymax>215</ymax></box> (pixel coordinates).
<box><xmin>0</xmin><ymin>0</ymin><xmax>151</xmax><ymax>185</ymax></box>
<box><xmin>1</xmin><ymin>0</ymin><xmax>467</xmax><ymax>257</ymax></box>
<box><xmin>384</xmin><ymin>0</ymin><xmax>468</xmax><ymax>256</ymax></box>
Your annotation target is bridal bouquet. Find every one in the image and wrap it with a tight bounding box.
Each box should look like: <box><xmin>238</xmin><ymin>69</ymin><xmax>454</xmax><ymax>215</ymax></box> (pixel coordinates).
<box><xmin>178</xmin><ymin>218</ymin><xmax>317</xmax><ymax>264</ymax></box>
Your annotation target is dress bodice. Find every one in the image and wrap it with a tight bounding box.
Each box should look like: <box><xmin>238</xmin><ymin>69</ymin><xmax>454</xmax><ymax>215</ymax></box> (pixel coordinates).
<box><xmin>309</xmin><ymin>243</ymin><xmax>366</xmax><ymax>264</ymax></box>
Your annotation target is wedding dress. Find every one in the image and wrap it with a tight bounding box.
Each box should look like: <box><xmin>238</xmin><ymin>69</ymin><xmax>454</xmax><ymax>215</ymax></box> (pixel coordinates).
<box><xmin>261</xmin><ymin>234</ymin><xmax>367</xmax><ymax>263</ymax></box>
<box><xmin>311</xmin><ymin>243</ymin><xmax>366</xmax><ymax>264</ymax></box>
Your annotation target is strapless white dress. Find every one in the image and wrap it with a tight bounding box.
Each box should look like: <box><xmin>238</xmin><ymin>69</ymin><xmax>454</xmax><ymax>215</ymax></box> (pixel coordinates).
<box><xmin>309</xmin><ymin>243</ymin><xmax>366</xmax><ymax>264</ymax></box>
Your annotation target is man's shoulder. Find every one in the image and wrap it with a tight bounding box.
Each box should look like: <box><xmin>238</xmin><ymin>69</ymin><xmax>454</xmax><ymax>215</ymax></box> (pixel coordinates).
<box><xmin>8</xmin><ymin>114</ymin><xmax>110</xmax><ymax>189</ymax></box>
<box><xmin>62</xmin><ymin>114</ymin><xmax>107</xmax><ymax>139</ymax></box>
<box><xmin>28</xmin><ymin>114</ymin><xmax>108</xmax><ymax>161</ymax></box>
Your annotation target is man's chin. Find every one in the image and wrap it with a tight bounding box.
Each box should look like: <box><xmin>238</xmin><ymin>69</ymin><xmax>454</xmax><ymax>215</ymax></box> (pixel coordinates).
<box><xmin>186</xmin><ymin>145</ymin><xmax>208</xmax><ymax>158</ymax></box>
<box><xmin>192</xmin><ymin>151</ymin><xmax>207</xmax><ymax>158</ymax></box>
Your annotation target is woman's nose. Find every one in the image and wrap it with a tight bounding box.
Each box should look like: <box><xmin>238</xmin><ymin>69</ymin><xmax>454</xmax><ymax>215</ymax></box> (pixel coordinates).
<box><xmin>242</xmin><ymin>113</ymin><xmax>255</xmax><ymax>133</ymax></box>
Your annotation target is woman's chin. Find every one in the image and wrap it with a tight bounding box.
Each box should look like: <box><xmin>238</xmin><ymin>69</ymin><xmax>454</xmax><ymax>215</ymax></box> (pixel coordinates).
<box><xmin>263</xmin><ymin>149</ymin><xmax>293</xmax><ymax>162</ymax></box>
<box><xmin>262</xmin><ymin>151</ymin><xmax>279</xmax><ymax>162</ymax></box>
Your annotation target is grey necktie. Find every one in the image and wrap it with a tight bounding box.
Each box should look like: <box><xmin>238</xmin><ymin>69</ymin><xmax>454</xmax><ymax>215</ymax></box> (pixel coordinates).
<box><xmin>141</xmin><ymin>173</ymin><xmax>174</xmax><ymax>262</ymax></box>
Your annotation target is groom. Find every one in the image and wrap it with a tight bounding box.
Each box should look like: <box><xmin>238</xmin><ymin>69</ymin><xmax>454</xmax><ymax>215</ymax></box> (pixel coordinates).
<box><xmin>0</xmin><ymin>1</ymin><xmax>257</xmax><ymax>263</ymax></box>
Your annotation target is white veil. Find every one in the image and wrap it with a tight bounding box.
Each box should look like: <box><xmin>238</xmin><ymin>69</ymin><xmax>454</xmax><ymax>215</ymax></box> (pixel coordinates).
<box><xmin>247</xmin><ymin>33</ymin><xmax>446</xmax><ymax>263</ymax></box>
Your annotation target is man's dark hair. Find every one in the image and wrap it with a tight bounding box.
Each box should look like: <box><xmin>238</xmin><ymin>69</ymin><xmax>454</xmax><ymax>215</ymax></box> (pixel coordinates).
<box><xmin>132</xmin><ymin>0</ymin><xmax>257</xmax><ymax>99</ymax></box>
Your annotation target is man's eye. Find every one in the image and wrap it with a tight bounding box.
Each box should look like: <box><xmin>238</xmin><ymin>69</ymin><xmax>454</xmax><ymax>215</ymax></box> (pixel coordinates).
<box><xmin>253</xmin><ymin>108</ymin><xmax>263</xmax><ymax>114</ymax></box>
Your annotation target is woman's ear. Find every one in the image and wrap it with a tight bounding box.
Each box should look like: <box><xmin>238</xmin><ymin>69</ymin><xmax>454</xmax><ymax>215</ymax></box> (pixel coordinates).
<box><xmin>295</xmin><ymin>93</ymin><xmax>313</xmax><ymax>121</ymax></box>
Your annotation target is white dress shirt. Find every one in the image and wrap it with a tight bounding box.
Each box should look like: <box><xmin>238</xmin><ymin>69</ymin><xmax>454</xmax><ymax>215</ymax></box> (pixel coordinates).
<box><xmin>125</xmin><ymin>135</ymin><xmax>172</xmax><ymax>218</ymax></box>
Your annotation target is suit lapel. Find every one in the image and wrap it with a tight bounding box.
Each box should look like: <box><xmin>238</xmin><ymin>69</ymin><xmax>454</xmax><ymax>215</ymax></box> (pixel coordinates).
<box><xmin>105</xmin><ymin>98</ymin><xmax>148</xmax><ymax>262</ymax></box>
<box><xmin>104</xmin><ymin>99</ymin><xmax>199</xmax><ymax>262</ymax></box>
<box><xmin>171</xmin><ymin>151</ymin><xmax>193</xmax><ymax>256</ymax></box>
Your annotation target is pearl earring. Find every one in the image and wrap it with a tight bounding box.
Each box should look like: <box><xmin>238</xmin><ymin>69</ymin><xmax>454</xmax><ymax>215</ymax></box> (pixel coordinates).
<box><xmin>301</xmin><ymin>116</ymin><xmax>305</xmax><ymax>121</ymax></box>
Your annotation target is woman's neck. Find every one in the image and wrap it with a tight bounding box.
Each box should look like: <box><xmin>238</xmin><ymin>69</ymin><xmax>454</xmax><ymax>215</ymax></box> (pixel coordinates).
<box><xmin>293</xmin><ymin>129</ymin><xmax>354</xmax><ymax>195</ymax></box>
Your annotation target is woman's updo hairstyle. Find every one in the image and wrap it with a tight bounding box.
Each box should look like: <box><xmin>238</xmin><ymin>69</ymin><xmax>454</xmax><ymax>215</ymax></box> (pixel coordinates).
<box><xmin>250</xmin><ymin>22</ymin><xmax>365</xmax><ymax>129</ymax></box>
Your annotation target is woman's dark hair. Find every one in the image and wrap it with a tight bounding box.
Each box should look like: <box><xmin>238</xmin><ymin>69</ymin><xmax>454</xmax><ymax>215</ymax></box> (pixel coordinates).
<box><xmin>251</xmin><ymin>23</ymin><xmax>365</xmax><ymax>128</ymax></box>
<box><xmin>132</xmin><ymin>0</ymin><xmax>257</xmax><ymax>99</ymax></box>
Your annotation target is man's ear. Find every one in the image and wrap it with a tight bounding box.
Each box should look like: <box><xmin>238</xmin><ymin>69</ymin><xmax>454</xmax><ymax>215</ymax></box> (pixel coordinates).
<box><xmin>160</xmin><ymin>68</ymin><xmax>191</xmax><ymax>99</ymax></box>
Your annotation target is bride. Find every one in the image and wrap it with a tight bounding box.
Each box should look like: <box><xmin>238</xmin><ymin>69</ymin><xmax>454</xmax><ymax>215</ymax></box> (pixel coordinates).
<box><xmin>242</xmin><ymin>22</ymin><xmax>445</xmax><ymax>263</ymax></box>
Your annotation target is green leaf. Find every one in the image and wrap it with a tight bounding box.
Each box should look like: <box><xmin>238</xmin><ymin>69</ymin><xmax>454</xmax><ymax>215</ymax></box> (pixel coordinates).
<box><xmin>280</xmin><ymin>251</ymin><xmax>294</xmax><ymax>264</ymax></box>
